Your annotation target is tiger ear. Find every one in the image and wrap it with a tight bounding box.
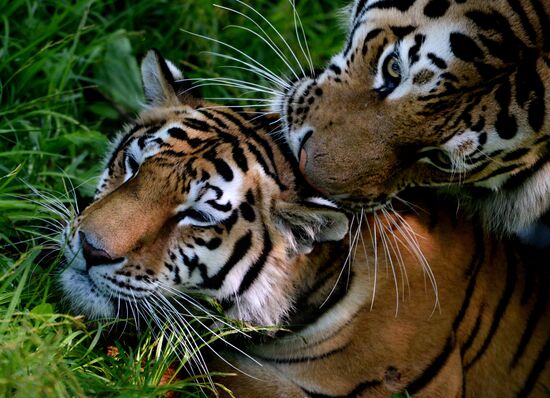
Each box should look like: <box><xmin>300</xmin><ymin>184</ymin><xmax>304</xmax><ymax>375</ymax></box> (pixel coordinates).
<box><xmin>274</xmin><ymin>198</ymin><xmax>349</xmax><ymax>254</ymax></box>
<box><xmin>140</xmin><ymin>49</ymin><xmax>187</xmax><ymax>105</ymax></box>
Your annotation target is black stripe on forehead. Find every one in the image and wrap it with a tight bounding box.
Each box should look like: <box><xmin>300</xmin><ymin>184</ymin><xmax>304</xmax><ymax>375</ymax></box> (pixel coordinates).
<box><xmin>352</xmin><ymin>0</ymin><xmax>415</xmax><ymax>25</ymax></box>
<box><xmin>366</xmin><ymin>0</ymin><xmax>417</xmax><ymax>12</ymax></box>
<box><xmin>196</xmin><ymin>108</ymin><xmax>229</xmax><ymax>129</ymax></box>
<box><xmin>167</xmin><ymin>127</ymin><xmax>203</xmax><ymax>148</ymax></box>
<box><xmin>391</xmin><ymin>25</ymin><xmax>415</xmax><ymax>39</ymax></box>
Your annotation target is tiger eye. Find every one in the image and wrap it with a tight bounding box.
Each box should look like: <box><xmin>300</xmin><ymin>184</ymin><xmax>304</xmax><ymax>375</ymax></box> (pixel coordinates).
<box><xmin>386</xmin><ymin>56</ymin><xmax>401</xmax><ymax>79</ymax></box>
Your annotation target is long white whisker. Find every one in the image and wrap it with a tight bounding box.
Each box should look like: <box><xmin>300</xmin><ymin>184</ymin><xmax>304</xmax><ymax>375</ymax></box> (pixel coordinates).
<box><xmin>185</xmin><ymin>75</ymin><xmax>284</xmax><ymax>93</ymax></box>
<box><xmin>153</xmin><ymin>290</ymin><xmax>264</xmax><ymax>381</ymax></box>
<box><xmin>214</xmin><ymin>2</ymin><xmax>303</xmax><ymax>78</ymax></box>
<box><xmin>390</xmin><ymin>210</ymin><xmax>440</xmax><ymax>315</ymax></box>
<box><xmin>319</xmin><ymin>214</ymin><xmax>358</xmax><ymax>308</ymax></box>
<box><xmin>384</xmin><ymin>208</ymin><xmax>410</xmax><ymax>301</ymax></box>
<box><xmin>226</xmin><ymin>0</ymin><xmax>306</xmax><ymax>78</ymax></box>
<box><xmin>366</xmin><ymin>212</ymin><xmax>378</xmax><ymax>310</ymax></box>
<box><xmin>202</xmin><ymin>51</ymin><xmax>290</xmax><ymax>88</ymax></box>
<box><xmin>289</xmin><ymin>0</ymin><xmax>314</xmax><ymax>76</ymax></box>
<box><xmin>180</xmin><ymin>29</ymin><xmax>292</xmax><ymax>87</ymax></box>
<box><xmin>375</xmin><ymin>212</ymin><xmax>399</xmax><ymax>316</ymax></box>
<box><xmin>147</xmin><ymin>294</ymin><xmax>212</xmax><ymax>380</ymax></box>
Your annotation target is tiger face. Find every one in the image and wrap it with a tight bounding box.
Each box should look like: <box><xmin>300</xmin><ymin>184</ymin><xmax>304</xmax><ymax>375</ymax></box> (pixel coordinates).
<box><xmin>277</xmin><ymin>0</ymin><xmax>550</xmax><ymax>233</ymax></box>
<box><xmin>61</xmin><ymin>50</ymin><xmax>348</xmax><ymax>326</ymax></box>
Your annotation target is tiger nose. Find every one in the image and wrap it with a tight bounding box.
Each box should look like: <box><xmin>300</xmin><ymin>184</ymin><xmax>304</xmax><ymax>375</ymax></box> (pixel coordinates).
<box><xmin>79</xmin><ymin>231</ymin><xmax>121</xmax><ymax>269</ymax></box>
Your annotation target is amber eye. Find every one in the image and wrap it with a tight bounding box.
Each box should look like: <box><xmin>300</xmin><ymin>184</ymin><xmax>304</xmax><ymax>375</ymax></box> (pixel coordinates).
<box><xmin>385</xmin><ymin>56</ymin><xmax>401</xmax><ymax>79</ymax></box>
<box><xmin>376</xmin><ymin>52</ymin><xmax>402</xmax><ymax>97</ymax></box>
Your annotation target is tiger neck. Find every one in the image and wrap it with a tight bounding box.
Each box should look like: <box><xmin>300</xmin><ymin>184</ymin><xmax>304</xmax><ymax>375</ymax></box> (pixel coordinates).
<box><xmin>287</xmin><ymin>241</ymin><xmax>356</xmax><ymax>330</ymax></box>
<box><xmin>250</xmin><ymin>238</ymin><xmax>373</xmax><ymax>356</ymax></box>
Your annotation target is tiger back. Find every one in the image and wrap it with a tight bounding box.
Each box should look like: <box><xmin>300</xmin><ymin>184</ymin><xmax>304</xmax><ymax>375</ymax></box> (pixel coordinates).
<box><xmin>60</xmin><ymin>51</ymin><xmax>550</xmax><ymax>397</ymax></box>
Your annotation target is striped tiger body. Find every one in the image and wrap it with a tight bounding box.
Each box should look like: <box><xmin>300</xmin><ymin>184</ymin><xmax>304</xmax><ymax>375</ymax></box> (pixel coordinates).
<box><xmin>59</xmin><ymin>52</ymin><xmax>550</xmax><ymax>397</ymax></box>
<box><xmin>276</xmin><ymin>0</ymin><xmax>550</xmax><ymax>238</ymax></box>
<box><xmin>212</xmin><ymin>199</ymin><xmax>550</xmax><ymax>398</ymax></box>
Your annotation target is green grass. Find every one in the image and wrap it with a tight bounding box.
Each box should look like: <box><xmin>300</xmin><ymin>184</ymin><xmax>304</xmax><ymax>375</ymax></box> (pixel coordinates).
<box><xmin>0</xmin><ymin>0</ymin><xmax>346</xmax><ymax>396</ymax></box>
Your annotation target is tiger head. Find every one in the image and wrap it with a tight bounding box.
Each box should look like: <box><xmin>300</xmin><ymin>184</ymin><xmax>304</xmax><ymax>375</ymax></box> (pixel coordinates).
<box><xmin>60</xmin><ymin>50</ymin><xmax>348</xmax><ymax>326</ymax></box>
<box><xmin>277</xmin><ymin>0</ymin><xmax>550</xmax><ymax>233</ymax></box>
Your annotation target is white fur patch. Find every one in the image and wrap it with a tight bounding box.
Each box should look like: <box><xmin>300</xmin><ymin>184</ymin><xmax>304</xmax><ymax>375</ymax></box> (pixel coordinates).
<box><xmin>476</xmin><ymin>161</ymin><xmax>550</xmax><ymax>234</ymax></box>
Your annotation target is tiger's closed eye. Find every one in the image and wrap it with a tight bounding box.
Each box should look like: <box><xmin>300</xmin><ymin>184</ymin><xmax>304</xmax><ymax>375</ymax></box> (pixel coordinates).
<box><xmin>175</xmin><ymin>208</ymin><xmax>214</xmax><ymax>225</ymax></box>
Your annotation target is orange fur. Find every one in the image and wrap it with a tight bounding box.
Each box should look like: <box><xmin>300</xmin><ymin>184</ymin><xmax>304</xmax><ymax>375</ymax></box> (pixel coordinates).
<box><xmin>210</xmin><ymin>198</ymin><xmax>550</xmax><ymax>397</ymax></box>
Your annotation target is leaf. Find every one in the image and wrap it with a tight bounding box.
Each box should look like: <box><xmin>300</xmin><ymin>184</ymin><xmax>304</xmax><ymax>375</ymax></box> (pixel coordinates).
<box><xmin>93</xmin><ymin>31</ymin><xmax>144</xmax><ymax>114</ymax></box>
<box><xmin>30</xmin><ymin>302</ymin><xmax>54</xmax><ymax>315</ymax></box>
<box><xmin>59</xmin><ymin>130</ymin><xmax>110</xmax><ymax>149</ymax></box>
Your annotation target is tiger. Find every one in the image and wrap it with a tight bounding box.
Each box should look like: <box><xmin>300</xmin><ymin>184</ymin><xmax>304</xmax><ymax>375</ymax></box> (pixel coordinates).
<box><xmin>275</xmin><ymin>0</ymin><xmax>550</xmax><ymax>240</ymax></box>
<box><xmin>59</xmin><ymin>50</ymin><xmax>550</xmax><ymax>397</ymax></box>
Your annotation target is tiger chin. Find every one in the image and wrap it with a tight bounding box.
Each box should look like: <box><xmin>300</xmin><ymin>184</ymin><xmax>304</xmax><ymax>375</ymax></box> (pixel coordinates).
<box><xmin>276</xmin><ymin>0</ymin><xmax>550</xmax><ymax>242</ymax></box>
<box><xmin>60</xmin><ymin>51</ymin><xmax>550</xmax><ymax>397</ymax></box>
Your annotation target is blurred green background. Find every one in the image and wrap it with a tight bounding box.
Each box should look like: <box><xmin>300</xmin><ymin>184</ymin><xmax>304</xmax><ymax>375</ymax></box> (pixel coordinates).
<box><xmin>0</xmin><ymin>0</ymin><xmax>346</xmax><ymax>396</ymax></box>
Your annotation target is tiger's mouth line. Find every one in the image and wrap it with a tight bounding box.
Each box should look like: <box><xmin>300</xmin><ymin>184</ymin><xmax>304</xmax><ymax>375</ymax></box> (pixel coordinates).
<box><xmin>333</xmin><ymin>197</ymin><xmax>393</xmax><ymax>213</ymax></box>
<box><xmin>72</xmin><ymin>268</ymin><xmax>155</xmax><ymax>302</ymax></box>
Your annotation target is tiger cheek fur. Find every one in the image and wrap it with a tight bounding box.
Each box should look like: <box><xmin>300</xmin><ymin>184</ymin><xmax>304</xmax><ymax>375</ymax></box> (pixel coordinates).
<box><xmin>278</xmin><ymin>0</ymin><xmax>550</xmax><ymax>233</ymax></box>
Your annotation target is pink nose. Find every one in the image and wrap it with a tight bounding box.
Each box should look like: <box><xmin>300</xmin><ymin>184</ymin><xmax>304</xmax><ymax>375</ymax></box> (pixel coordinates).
<box><xmin>79</xmin><ymin>231</ymin><xmax>116</xmax><ymax>268</ymax></box>
<box><xmin>298</xmin><ymin>148</ymin><xmax>329</xmax><ymax>196</ymax></box>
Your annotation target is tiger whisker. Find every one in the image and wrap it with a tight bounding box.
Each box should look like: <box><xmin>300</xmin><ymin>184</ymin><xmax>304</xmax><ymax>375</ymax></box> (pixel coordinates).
<box><xmin>127</xmin><ymin>291</ymin><xmax>141</xmax><ymax>333</ymax></box>
<box><xmin>214</xmin><ymin>2</ymin><xmax>303</xmax><ymax>79</ymax></box>
<box><xmin>349</xmin><ymin>208</ymin><xmax>364</xmax><ymax>289</ymax></box>
<box><xmin>387</xmin><ymin>208</ymin><xmax>440</xmax><ymax>314</ymax></box>
<box><xmin>156</xmin><ymin>283</ymin><xmax>250</xmax><ymax>337</ymax></box>
<box><xmin>319</xmin><ymin>214</ymin><xmax>358</xmax><ymax>308</ymax></box>
<box><xmin>19</xmin><ymin>180</ymin><xmax>76</xmax><ymax>217</ymax></box>
<box><xmin>199</xmin><ymin>48</ymin><xmax>290</xmax><ymax>88</ymax></box>
<box><xmin>289</xmin><ymin>0</ymin><xmax>314</xmax><ymax>76</ymax></box>
<box><xmin>382</xmin><ymin>207</ymin><xmax>412</xmax><ymax>306</ymax></box>
<box><xmin>357</xmin><ymin>208</ymin><xmax>372</xmax><ymax>289</ymax></box>
<box><xmin>147</xmin><ymin>304</ymin><xmax>205</xmax><ymax>380</ymax></box>
<box><xmin>152</xmin><ymin>291</ymin><xmax>265</xmax><ymax>383</ymax></box>
<box><xmin>147</xmin><ymin>294</ymin><xmax>211</xmax><ymax>381</ymax></box>
<box><xmin>383</xmin><ymin>211</ymin><xmax>411</xmax><ymax>300</ymax></box>
<box><xmin>200</xmin><ymin>66</ymin><xmax>285</xmax><ymax>96</ymax></box>
<box><xmin>204</xmin><ymin>97</ymin><xmax>276</xmax><ymax>103</ymax></box>
<box><xmin>393</xmin><ymin>195</ymin><xmax>428</xmax><ymax>215</ymax></box>
<box><xmin>366</xmin><ymin>211</ymin><xmax>379</xmax><ymax>310</ymax></box>
<box><xmin>222</xmin><ymin>0</ymin><xmax>307</xmax><ymax>78</ymax></box>
<box><xmin>141</xmin><ymin>300</ymin><xmax>201</xmax><ymax>380</ymax></box>
<box><xmin>184</xmin><ymin>80</ymin><xmax>281</xmax><ymax>98</ymax></box>
<box><xmin>375</xmin><ymin>211</ymin><xmax>400</xmax><ymax>316</ymax></box>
